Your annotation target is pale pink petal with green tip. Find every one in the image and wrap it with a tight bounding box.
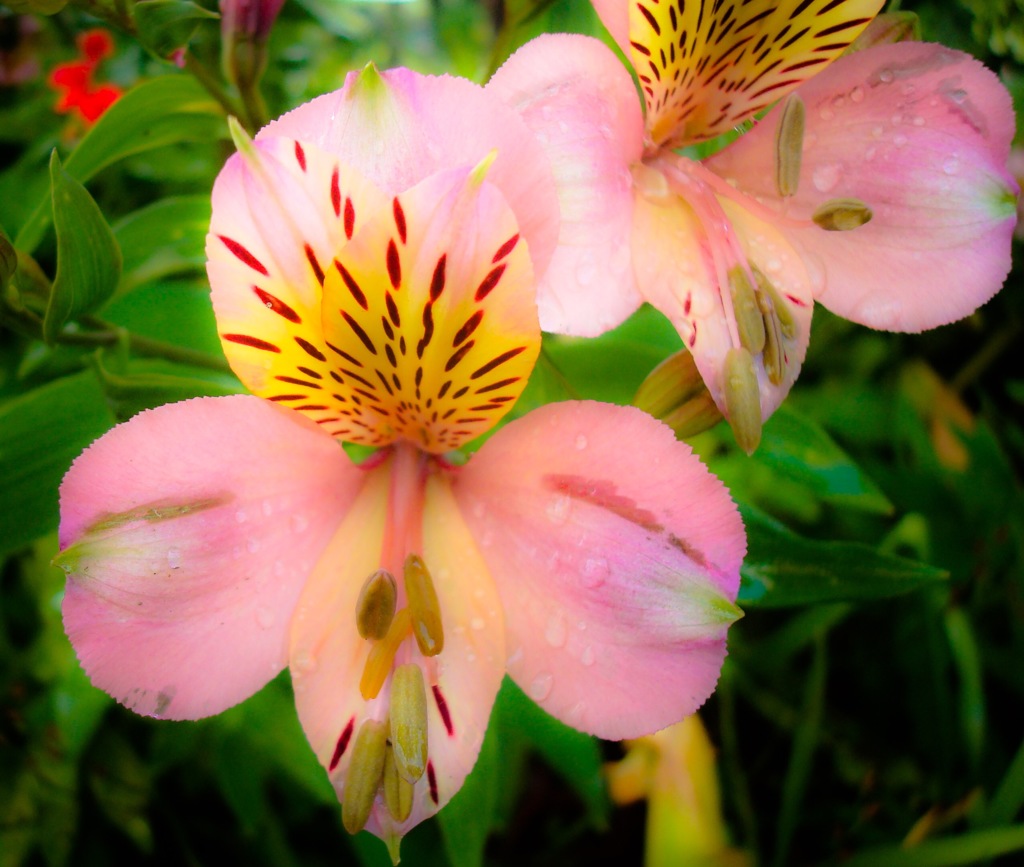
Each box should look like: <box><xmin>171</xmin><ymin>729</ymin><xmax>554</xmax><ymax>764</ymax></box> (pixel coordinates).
<box><xmin>262</xmin><ymin>65</ymin><xmax>561</xmax><ymax>282</ymax></box>
<box><xmin>57</xmin><ymin>395</ymin><xmax>365</xmax><ymax>720</ymax></box>
<box><xmin>488</xmin><ymin>34</ymin><xmax>644</xmax><ymax>337</ymax></box>
<box><xmin>706</xmin><ymin>42</ymin><xmax>1019</xmax><ymax>331</ymax></box>
<box><xmin>453</xmin><ymin>401</ymin><xmax>746</xmax><ymax>741</ymax></box>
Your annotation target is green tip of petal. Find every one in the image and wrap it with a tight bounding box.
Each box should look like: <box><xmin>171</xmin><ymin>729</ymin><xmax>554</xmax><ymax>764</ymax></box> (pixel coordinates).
<box><xmin>354</xmin><ymin>61</ymin><xmax>387</xmax><ymax>97</ymax></box>
<box><xmin>706</xmin><ymin>594</ymin><xmax>744</xmax><ymax>626</ymax></box>
<box><xmin>469</xmin><ymin>150</ymin><xmax>498</xmax><ymax>187</ymax></box>
<box><xmin>228</xmin><ymin>115</ymin><xmax>257</xmax><ymax>160</ymax></box>
<box><xmin>385</xmin><ymin>832</ymin><xmax>402</xmax><ymax>865</ymax></box>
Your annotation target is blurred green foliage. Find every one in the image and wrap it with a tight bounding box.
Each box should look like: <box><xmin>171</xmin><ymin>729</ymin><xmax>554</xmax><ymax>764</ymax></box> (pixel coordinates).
<box><xmin>1</xmin><ymin>0</ymin><xmax>1023</xmax><ymax>865</ymax></box>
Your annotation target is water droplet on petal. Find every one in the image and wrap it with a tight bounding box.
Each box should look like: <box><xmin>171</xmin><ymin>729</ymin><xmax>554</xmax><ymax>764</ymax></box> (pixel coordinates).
<box><xmin>470</xmin><ymin>617</ymin><xmax>485</xmax><ymax>631</ymax></box>
<box><xmin>580</xmin><ymin>556</ymin><xmax>609</xmax><ymax>588</ymax></box>
<box><xmin>167</xmin><ymin>547</ymin><xmax>182</xmax><ymax>570</ymax></box>
<box><xmin>894</xmin><ymin>134</ymin><xmax>907</xmax><ymax>148</ymax></box>
<box><xmin>546</xmin><ymin>495</ymin><xmax>571</xmax><ymax>525</ymax></box>
<box><xmin>294</xmin><ymin>651</ymin><xmax>318</xmax><ymax>673</ymax></box>
<box><xmin>943</xmin><ymin>157</ymin><xmax>959</xmax><ymax>175</ymax></box>
<box><xmin>246</xmin><ymin>538</ymin><xmax>260</xmax><ymax>554</ymax></box>
<box><xmin>471</xmin><ymin>501</ymin><xmax>486</xmax><ymax>518</ymax></box>
<box><xmin>262</xmin><ymin>500</ymin><xmax>273</xmax><ymax>517</ymax></box>
<box><xmin>545</xmin><ymin>611</ymin><xmax>567</xmax><ymax>648</ymax></box>
<box><xmin>255</xmin><ymin>607</ymin><xmax>275</xmax><ymax>629</ymax></box>
<box><xmin>574</xmin><ymin>434</ymin><xmax>588</xmax><ymax>450</ymax></box>
<box><xmin>291</xmin><ymin>514</ymin><xmax>309</xmax><ymax>534</ymax></box>
<box><xmin>818</xmin><ymin>105</ymin><xmax>834</xmax><ymax>121</ymax></box>
<box><xmin>912</xmin><ymin>116</ymin><xmax>925</xmax><ymax>127</ymax></box>
<box><xmin>812</xmin><ymin>163</ymin><xmax>842</xmax><ymax>193</ymax></box>
<box><xmin>850</xmin><ymin>86</ymin><xmax>865</xmax><ymax>103</ymax></box>
<box><xmin>528</xmin><ymin>672</ymin><xmax>554</xmax><ymax>701</ymax></box>
<box><xmin>878</xmin><ymin>68</ymin><xmax>894</xmax><ymax>83</ymax></box>
<box><xmin>235</xmin><ymin>509</ymin><xmax>247</xmax><ymax>523</ymax></box>
<box><xmin>581</xmin><ymin>646</ymin><xmax>595</xmax><ymax>667</ymax></box>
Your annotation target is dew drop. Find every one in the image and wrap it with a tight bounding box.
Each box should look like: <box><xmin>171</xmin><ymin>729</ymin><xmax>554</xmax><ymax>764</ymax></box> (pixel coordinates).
<box><xmin>293</xmin><ymin>651</ymin><xmax>318</xmax><ymax>673</ymax></box>
<box><xmin>290</xmin><ymin>514</ymin><xmax>309</xmax><ymax>534</ymax></box>
<box><xmin>831</xmin><ymin>95</ymin><xmax>845</xmax><ymax>109</ymax></box>
<box><xmin>864</xmin><ymin>146</ymin><xmax>877</xmax><ymax>162</ymax></box>
<box><xmin>850</xmin><ymin>86</ymin><xmax>865</xmax><ymax>104</ymax></box>
<box><xmin>894</xmin><ymin>134</ymin><xmax>908</xmax><ymax>148</ymax></box>
<box><xmin>471</xmin><ymin>501</ymin><xmax>486</xmax><ymax>518</ymax></box>
<box><xmin>812</xmin><ymin>163</ymin><xmax>841</xmax><ymax>193</ymax></box>
<box><xmin>545</xmin><ymin>611</ymin><xmax>567</xmax><ymax>648</ymax></box>
<box><xmin>878</xmin><ymin>68</ymin><xmax>894</xmax><ymax>83</ymax></box>
<box><xmin>574</xmin><ymin>434</ymin><xmax>588</xmax><ymax>451</ymax></box>
<box><xmin>581</xmin><ymin>645</ymin><xmax>595</xmax><ymax>667</ymax></box>
<box><xmin>818</xmin><ymin>105</ymin><xmax>834</xmax><ymax>121</ymax></box>
<box><xmin>473</xmin><ymin>588</ymin><xmax>485</xmax><ymax>601</ymax></box>
<box><xmin>246</xmin><ymin>538</ymin><xmax>261</xmax><ymax>554</ymax></box>
<box><xmin>235</xmin><ymin>509</ymin><xmax>247</xmax><ymax>523</ymax></box>
<box><xmin>528</xmin><ymin>672</ymin><xmax>554</xmax><ymax>701</ymax></box>
<box><xmin>580</xmin><ymin>556</ymin><xmax>610</xmax><ymax>588</ymax></box>
<box><xmin>912</xmin><ymin>116</ymin><xmax>925</xmax><ymax>127</ymax></box>
<box><xmin>467</xmin><ymin>652</ymin><xmax>477</xmax><ymax>663</ymax></box>
<box><xmin>261</xmin><ymin>500</ymin><xmax>273</xmax><ymax>517</ymax></box>
<box><xmin>166</xmin><ymin>547</ymin><xmax>182</xmax><ymax>570</ymax></box>
<box><xmin>255</xmin><ymin>607</ymin><xmax>275</xmax><ymax>629</ymax></box>
<box><xmin>470</xmin><ymin>617</ymin><xmax>486</xmax><ymax>631</ymax></box>
<box><xmin>546</xmin><ymin>495</ymin><xmax>571</xmax><ymax>525</ymax></box>
<box><xmin>943</xmin><ymin>157</ymin><xmax>960</xmax><ymax>175</ymax></box>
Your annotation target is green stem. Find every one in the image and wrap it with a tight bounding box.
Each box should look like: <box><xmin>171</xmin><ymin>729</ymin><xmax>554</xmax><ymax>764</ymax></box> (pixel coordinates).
<box><xmin>841</xmin><ymin>825</ymin><xmax>1024</xmax><ymax>867</ymax></box>
<box><xmin>65</xmin><ymin>317</ymin><xmax>231</xmax><ymax>373</ymax></box>
<box><xmin>237</xmin><ymin>78</ymin><xmax>269</xmax><ymax>133</ymax></box>
<box><xmin>183</xmin><ymin>54</ymin><xmax>245</xmax><ymax>125</ymax></box>
<box><xmin>951</xmin><ymin>320</ymin><xmax>1021</xmax><ymax>395</ymax></box>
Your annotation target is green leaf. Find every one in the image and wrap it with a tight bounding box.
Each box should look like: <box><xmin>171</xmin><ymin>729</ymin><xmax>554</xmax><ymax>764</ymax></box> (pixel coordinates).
<box><xmin>0</xmin><ymin>224</ymin><xmax>15</xmax><ymax>289</ymax></box>
<box><xmin>1</xmin><ymin>0</ymin><xmax>68</xmax><ymax>12</ymax></box>
<box><xmin>92</xmin><ymin>356</ymin><xmax>242</xmax><ymax>420</ymax></box>
<box><xmin>16</xmin><ymin>77</ymin><xmax>226</xmax><ymax>253</ymax></box>
<box><xmin>755</xmin><ymin>404</ymin><xmax>893</xmax><ymax>514</ymax></box>
<box><xmin>495</xmin><ymin>678</ymin><xmax>609</xmax><ymax>828</ymax></box>
<box><xmin>437</xmin><ymin>713</ymin><xmax>501</xmax><ymax>867</ymax></box>
<box><xmin>841</xmin><ymin>825</ymin><xmax>1024</xmax><ymax>866</ymax></box>
<box><xmin>134</xmin><ymin>0</ymin><xmax>220</xmax><ymax>60</ymax></box>
<box><xmin>0</xmin><ymin>371</ymin><xmax>115</xmax><ymax>558</ymax></box>
<box><xmin>113</xmin><ymin>195</ymin><xmax>211</xmax><ymax>294</ymax></box>
<box><xmin>738</xmin><ymin>505</ymin><xmax>948</xmax><ymax>608</ymax></box>
<box><xmin>43</xmin><ymin>151</ymin><xmax>122</xmax><ymax>344</ymax></box>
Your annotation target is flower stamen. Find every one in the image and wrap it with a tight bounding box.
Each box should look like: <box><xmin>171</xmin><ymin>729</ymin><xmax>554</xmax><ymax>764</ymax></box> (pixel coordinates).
<box><xmin>383</xmin><ymin>743</ymin><xmax>414</xmax><ymax>822</ymax></box>
<box><xmin>360</xmin><ymin>608</ymin><xmax>413</xmax><ymax>700</ymax></box>
<box><xmin>774</xmin><ymin>94</ymin><xmax>806</xmax><ymax>198</ymax></box>
<box><xmin>390</xmin><ymin>663</ymin><xmax>428</xmax><ymax>782</ymax></box>
<box><xmin>356</xmin><ymin>569</ymin><xmax>398</xmax><ymax>640</ymax></box>
<box><xmin>404</xmin><ymin>554</ymin><xmax>444</xmax><ymax>657</ymax></box>
<box><xmin>342</xmin><ymin>719</ymin><xmax>388</xmax><ymax>835</ymax></box>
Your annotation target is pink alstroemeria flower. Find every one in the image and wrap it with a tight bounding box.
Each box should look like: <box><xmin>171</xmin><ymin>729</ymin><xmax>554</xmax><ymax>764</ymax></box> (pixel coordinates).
<box><xmin>488</xmin><ymin>0</ymin><xmax>1018</xmax><ymax>451</ymax></box>
<box><xmin>55</xmin><ymin>66</ymin><xmax>745</xmax><ymax>860</ymax></box>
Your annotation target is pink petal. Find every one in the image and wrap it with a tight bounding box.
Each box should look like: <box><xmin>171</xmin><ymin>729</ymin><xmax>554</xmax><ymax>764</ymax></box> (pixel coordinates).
<box><xmin>453</xmin><ymin>401</ymin><xmax>745</xmax><ymax>740</ymax></box>
<box><xmin>589</xmin><ymin>0</ymin><xmax>630</xmax><ymax>57</ymax></box>
<box><xmin>631</xmin><ymin>168</ymin><xmax>814</xmax><ymax>423</ymax></box>
<box><xmin>207</xmin><ymin>135</ymin><xmax>389</xmax><ymax>416</ymax></box>
<box><xmin>706</xmin><ymin>42</ymin><xmax>1018</xmax><ymax>331</ymax></box>
<box><xmin>57</xmin><ymin>396</ymin><xmax>366</xmax><ymax>720</ymax></box>
<box><xmin>489</xmin><ymin>34</ymin><xmax>644</xmax><ymax>336</ymax></box>
<box><xmin>261</xmin><ymin>66</ymin><xmax>561</xmax><ymax>282</ymax></box>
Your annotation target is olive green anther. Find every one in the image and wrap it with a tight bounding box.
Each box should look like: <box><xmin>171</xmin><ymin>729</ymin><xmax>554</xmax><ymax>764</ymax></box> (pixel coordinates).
<box><xmin>342</xmin><ymin>719</ymin><xmax>388</xmax><ymax>835</ymax></box>
<box><xmin>356</xmin><ymin>569</ymin><xmax>397</xmax><ymax>640</ymax></box>
<box><xmin>729</xmin><ymin>266</ymin><xmax>766</xmax><ymax>355</ymax></box>
<box><xmin>404</xmin><ymin>554</ymin><xmax>444</xmax><ymax>657</ymax></box>
<box><xmin>390</xmin><ymin>664</ymin><xmax>428</xmax><ymax>783</ymax></box>
<box><xmin>812</xmin><ymin>198</ymin><xmax>873</xmax><ymax>231</ymax></box>
<box><xmin>384</xmin><ymin>744</ymin><xmax>415</xmax><ymax>823</ymax></box>
<box><xmin>775</xmin><ymin>94</ymin><xmax>805</xmax><ymax>198</ymax></box>
<box><xmin>723</xmin><ymin>348</ymin><xmax>762</xmax><ymax>455</ymax></box>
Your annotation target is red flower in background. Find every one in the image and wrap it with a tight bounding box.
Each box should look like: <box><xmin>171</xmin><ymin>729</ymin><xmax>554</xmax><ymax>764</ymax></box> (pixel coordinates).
<box><xmin>49</xmin><ymin>29</ymin><xmax>122</xmax><ymax>125</ymax></box>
